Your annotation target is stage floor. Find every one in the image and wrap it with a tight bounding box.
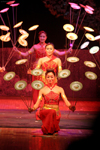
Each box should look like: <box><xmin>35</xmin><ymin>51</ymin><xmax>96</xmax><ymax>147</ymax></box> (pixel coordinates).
<box><xmin>0</xmin><ymin>97</ymin><xmax>100</xmax><ymax>150</ymax></box>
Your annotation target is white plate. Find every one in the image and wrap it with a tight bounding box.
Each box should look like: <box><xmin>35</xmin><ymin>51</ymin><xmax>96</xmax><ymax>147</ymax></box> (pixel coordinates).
<box><xmin>31</xmin><ymin>80</ymin><xmax>44</xmax><ymax>90</ymax></box>
<box><xmin>89</xmin><ymin>46</ymin><xmax>99</xmax><ymax>54</ymax></box>
<box><xmin>85</xmin><ymin>71</ymin><xmax>97</xmax><ymax>80</ymax></box>
<box><xmin>63</xmin><ymin>24</ymin><xmax>74</xmax><ymax>32</ymax></box>
<box><xmin>15</xmin><ymin>59</ymin><xmax>28</xmax><ymax>65</ymax></box>
<box><xmin>14</xmin><ymin>80</ymin><xmax>27</xmax><ymax>90</ymax></box>
<box><xmin>84</xmin><ymin>61</ymin><xmax>96</xmax><ymax>68</ymax></box>
<box><xmin>67</xmin><ymin>57</ymin><xmax>79</xmax><ymax>63</ymax></box>
<box><xmin>80</xmin><ymin>41</ymin><xmax>89</xmax><ymax>49</ymax></box>
<box><xmin>31</xmin><ymin>69</ymin><xmax>43</xmax><ymax>76</ymax></box>
<box><xmin>3</xmin><ymin>72</ymin><xmax>15</xmax><ymax>81</ymax></box>
<box><xmin>66</xmin><ymin>33</ymin><xmax>78</xmax><ymax>40</ymax></box>
<box><xmin>58</xmin><ymin>69</ymin><xmax>71</xmax><ymax>78</ymax></box>
<box><xmin>70</xmin><ymin>81</ymin><xmax>83</xmax><ymax>91</ymax></box>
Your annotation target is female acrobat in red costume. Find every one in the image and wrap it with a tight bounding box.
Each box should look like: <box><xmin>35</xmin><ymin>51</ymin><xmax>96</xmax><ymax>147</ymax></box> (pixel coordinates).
<box><xmin>28</xmin><ymin>69</ymin><xmax>76</xmax><ymax>135</ymax></box>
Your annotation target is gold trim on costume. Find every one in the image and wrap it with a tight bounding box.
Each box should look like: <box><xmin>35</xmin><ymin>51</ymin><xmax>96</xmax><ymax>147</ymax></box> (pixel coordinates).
<box><xmin>62</xmin><ymin>94</ymin><xmax>66</xmax><ymax>99</ymax></box>
<box><xmin>58</xmin><ymin>66</ymin><xmax>62</xmax><ymax>69</ymax></box>
<box><xmin>38</xmin><ymin>95</ymin><xmax>42</xmax><ymax>101</ymax></box>
<box><xmin>43</xmin><ymin>106</ymin><xmax>59</xmax><ymax>112</ymax></box>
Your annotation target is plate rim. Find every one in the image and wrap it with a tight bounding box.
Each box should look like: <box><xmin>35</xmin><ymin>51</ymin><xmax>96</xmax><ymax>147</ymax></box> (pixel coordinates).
<box><xmin>85</xmin><ymin>71</ymin><xmax>97</xmax><ymax>80</ymax></box>
<box><xmin>3</xmin><ymin>71</ymin><xmax>15</xmax><ymax>81</ymax></box>
<box><xmin>70</xmin><ymin>81</ymin><xmax>83</xmax><ymax>91</ymax></box>
<box><xmin>31</xmin><ymin>80</ymin><xmax>44</xmax><ymax>90</ymax></box>
<box><xmin>31</xmin><ymin>69</ymin><xmax>43</xmax><ymax>76</ymax></box>
<box><xmin>67</xmin><ymin>56</ymin><xmax>79</xmax><ymax>63</ymax></box>
<box><xmin>58</xmin><ymin>69</ymin><xmax>71</xmax><ymax>78</ymax></box>
<box><xmin>14</xmin><ymin>80</ymin><xmax>27</xmax><ymax>90</ymax></box>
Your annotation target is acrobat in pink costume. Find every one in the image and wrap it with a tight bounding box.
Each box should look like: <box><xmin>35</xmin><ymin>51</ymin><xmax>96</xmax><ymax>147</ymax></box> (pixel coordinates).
<box><xmin>39</xmin><ymin>85</ymin><xmax>61</xmax><ymax>135</ymax></box>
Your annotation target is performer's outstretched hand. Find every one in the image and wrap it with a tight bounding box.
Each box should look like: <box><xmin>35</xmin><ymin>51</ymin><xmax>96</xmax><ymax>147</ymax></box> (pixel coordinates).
<box><xmin>27</xmin><ymin>68</ymin><xmax>32</xmax><ymax>74</ymax></box>
<box><xmin>28</xmin><ymin>107</ymin><xmax>33</xmax><ymax>113</ymax></box>
<box><xmin>0</xmin><ymin>66</ymin><xmax>5</xmax><ymax>72</ymax></box>
<box><xmin>69</xmin><ymin>105</ymin><xmax>76</xmax><ymax>112</ymax></box>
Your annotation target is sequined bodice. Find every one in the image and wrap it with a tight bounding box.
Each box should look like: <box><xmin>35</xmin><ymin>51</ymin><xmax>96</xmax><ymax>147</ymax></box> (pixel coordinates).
<box><xmin>43</xmin><ymin>91</ymin><xmax>59</xmax><ymax>105</ymax></box>
<box><xmin>35</xmin><ymin>44</ymin><xmax>46</xmax><ymax>59</ymax></box>
<box><xmin>42</xmin><ymin>56</ymin><xmax>57</xmax><ymax>73</ymax></box>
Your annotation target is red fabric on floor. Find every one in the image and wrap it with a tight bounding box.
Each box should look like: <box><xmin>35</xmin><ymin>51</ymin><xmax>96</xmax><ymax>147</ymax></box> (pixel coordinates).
<box><xmin>39</xmin><ymin>109</ymin><xmax>61</xmax><ymax>134</ymax></box>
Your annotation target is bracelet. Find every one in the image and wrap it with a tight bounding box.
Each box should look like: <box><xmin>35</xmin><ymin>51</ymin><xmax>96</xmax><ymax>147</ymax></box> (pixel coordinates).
<box><xmin>58</xmin><ymin>66</ymin><xmax>62</xmax><ymax>69</ymax></box>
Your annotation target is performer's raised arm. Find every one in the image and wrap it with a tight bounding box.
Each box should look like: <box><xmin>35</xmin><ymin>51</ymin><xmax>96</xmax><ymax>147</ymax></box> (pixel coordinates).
<box><xmin>54</xmin><ymin>47</ymin><xmax>72</xmax><ymax>56</ymax></box>
<box><xmin>13</xmin><ymin>45</ymin><xmax>35</xmax><ymax>57</ymax></box>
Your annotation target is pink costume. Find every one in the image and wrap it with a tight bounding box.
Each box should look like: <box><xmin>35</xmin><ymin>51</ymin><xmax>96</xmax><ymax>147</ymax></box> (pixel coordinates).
<box><xmin>39</xmin><ymin>88</ymin><xmax>61</xmax><ymax>135</ymax></box>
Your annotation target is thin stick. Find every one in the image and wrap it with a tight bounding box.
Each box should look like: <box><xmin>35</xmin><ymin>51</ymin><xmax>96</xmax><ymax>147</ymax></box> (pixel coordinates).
<box><xmin>91</xmin><ymin>54</ymin><xmax>100</xmax><ymax>70</ymax></box>
<box><xmin>74</xmin><ymin>9</ymin><xmax>81</xmax><ymax>33</ymax></box>
<box><xmin>21</xmin><ymin>96</ymin><xmax>28</xmax><ymax>109</ymax></box>
<box><xmin>0</xmin><ymin>14</ymin><xmax>6</xmax><ymax>25</ymax></box>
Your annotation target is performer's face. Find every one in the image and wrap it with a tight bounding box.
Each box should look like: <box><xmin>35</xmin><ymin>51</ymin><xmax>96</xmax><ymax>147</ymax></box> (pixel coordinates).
<box><xmin>39</xmin><ymin>33</ymin><xmax>47</xmax><ymax>43</ymax></box>
<box><xmin>46</xmin><ymin>72</ymin><xmax>55</xmax><ymax>84</ymax></box>
<box><xmin>45</xmin><ymin>44</ymin><xmax>54</xmax><ymax>56</ymax></box>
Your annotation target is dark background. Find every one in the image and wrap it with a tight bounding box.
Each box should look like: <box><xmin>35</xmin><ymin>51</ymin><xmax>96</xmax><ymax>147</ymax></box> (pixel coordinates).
<box><xmin>0</xmin><ymin>0</ymin><xmax>100</xmax><ymax>49</ymax></box>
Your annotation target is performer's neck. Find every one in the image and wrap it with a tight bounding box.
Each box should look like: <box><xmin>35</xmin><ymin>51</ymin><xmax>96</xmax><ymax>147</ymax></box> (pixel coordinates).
<box><xmin>39</xmin><ymin>42</ymin><xmax>46</xmax><ymax>45</ymax></box>
<box><xmin>47</xmin><ymin>83</ymin><xmax>55</xmax><ymax>90</ymax></box>
<box><xmin>47</xmin><ymin>54</ymin><xmax>53</xmax><ymax>59</ymax></box>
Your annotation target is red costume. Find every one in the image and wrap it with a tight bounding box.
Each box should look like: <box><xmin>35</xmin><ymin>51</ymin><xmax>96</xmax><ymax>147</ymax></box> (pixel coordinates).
<box><xmin>39</xmin><ymin>89</ymin><xmax>61</xmax><ymax>135</ymax></box>
<box><xmin>32</xmin><ymin>55</ymin><xmax>58</xmax><ymax>104</ymax></box>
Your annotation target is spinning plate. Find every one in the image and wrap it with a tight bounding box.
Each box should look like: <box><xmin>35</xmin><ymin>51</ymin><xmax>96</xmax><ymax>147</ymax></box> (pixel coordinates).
<box><xmin>95</xmin><ymin>35</ymin><xmax>100</xmax><ymax>40</ymax></box>
<box><xmin>80</xmin><ymin>41</ymin><xmax>89</xmax><ymax>49</ymax></box>
<box><xmin>86</xmin><ymin>5</ymin><xmax>94</xmax><ymax>11</ymax></box>
<box><xmin>66</xmin><ymin>33</ymin><xmax>78</xmax><ymax>40</ymax></box>
<box><xmin>31</xmin><ymin>80</ymin><xmax>44</xmax><ymax>90</ymax></box>
<box><xmin>85</xmin><ymin>33</ymin><xmax>95</xmax><ymax>41</ymax></box>
<box><xmin>0</xmin><ymin>25</ymin><xmax>9</xmax><ymax>31</ymax></box>
<box><xmin>71</xmin><ymin>4</ymin><xmax>80</xmax><ymax>9</ymax></box>
<box><xmin>18</xmin><ymin>38</ymin><xmax>28</xmax><ymax>47</ymax></box>
<box><xmin>67</xmin><ymin>57</ymin><xmax>79</xmax><ymax>63</ymax></box>
<box><xmin>13</xmin><ymin>21</ymin><xmax>23</xmax><ymax>28</ymax></box>
<box><xmin>28</xmin><ymin>25</ymin><xmax>39</xmax><ymax>31</ymax></box>
<box><xmin>31</xmin><ymin>69</ymin><xmax>43</xmax><ymax>76</ymax></box>
<box><xmin>19</xmin><ymin>29</ymin><xmax>28</xmax><ymax>35</ymax></box>
<box><xmin>85</xmin><ymin>71</ymin><xmax>97</xmax><ymax>80</ymax></box>
<box><xmin>3</xmin><ymin>72</ymin><xmax>15</xmax><ymax>81</ymax></box>
<box><xmin>0</xmin><ymin>8</ymin><xmax>9</xmax><ymax>13</ymax></box>
<box><xmin>85</xmin><ymin>7</ymin><xmax>93</xmax><ymax>14</ymax></box>
<box><xmin>58</xmin><ymin>69</ymin><xmax>71</xmax><ymax>78</ymax></box>
<box><xmin>19</xmin><ymin>34</ymin><xmax>29</xmax><ymax>40</ymax></box>
<box><xmin>83</xmin><ymin>26</ymin><xmax>94</xmax><ymax>32</ymax></box>
<box><xmin>10</xmin><ymin>3</ymin><xmax>19</xmax><ymax>7</ymax></box>
<box><xmin>89</xmin><ymin>46</ymin><xmax>99</xmax><ymax>54</ymax></box>
<box><xmin>6</xmin><ymin>1</ymin><xmax>15</xmax><ymax>5</ymax></box>
<box><xmin>63</xmin><ymin>24</ymin><xmax>74</xmax><ymax>32</ymax></box>
<box><xmin>15</xmin><ymin>59</ymin><xmax>28</xmax><ymax>65</ymax></box>
<box><xmin>84</xmin><ymin>61</ymin><xmax>96</xmax><ymax>68</ymax></box>
<box><xmin>70</xmin><ymin>81</ymin><xmax>83</xmax><ymax>91</ymax></box>
<box><xmin>14</xmin><ymin>80</ymin><xmax>27</xmax><ymax>90</ymax></box>
<box><xmin>0</xmin><ymin>33</ymin><xmax>10</xmax><ymax>42</ymax></box>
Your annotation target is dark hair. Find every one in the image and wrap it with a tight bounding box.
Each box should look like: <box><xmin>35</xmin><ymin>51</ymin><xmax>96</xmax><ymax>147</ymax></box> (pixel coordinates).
<box><xmin>45</xmin><ymin>69</ymin><xmax>55</xmax><ymax>77</ymax></box>
<box><xmin>38</xmin><ymin>31</ymin><xmax>47</xmax><ymax>37</ymax></box>
<box><xmin>45</xmin><ymin>42</ymin><xmax>54</xmax><ymax>49</ymax></box>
